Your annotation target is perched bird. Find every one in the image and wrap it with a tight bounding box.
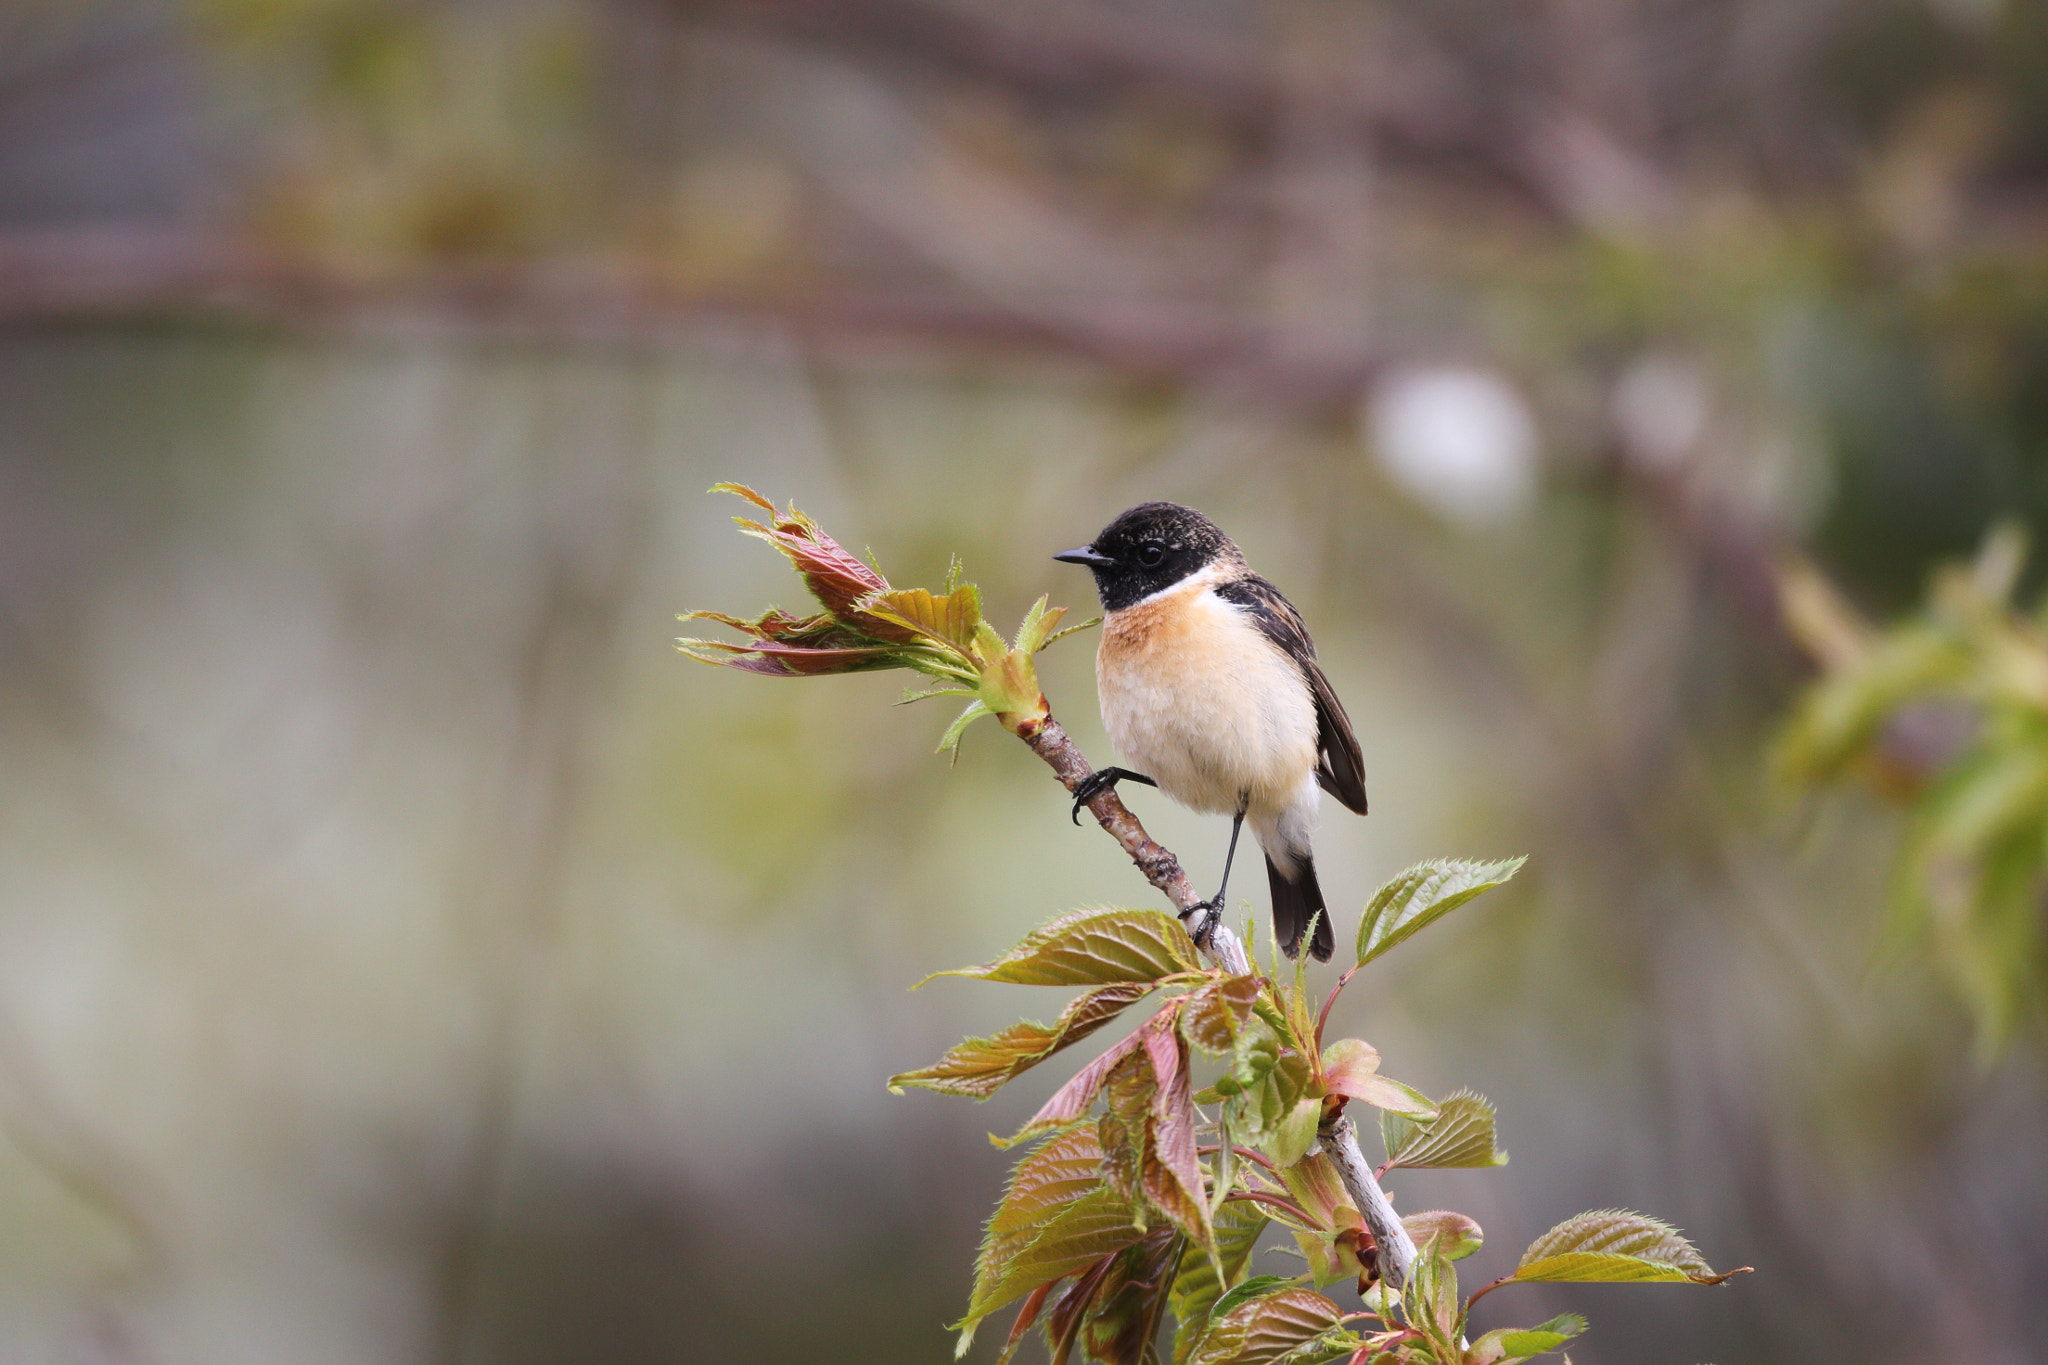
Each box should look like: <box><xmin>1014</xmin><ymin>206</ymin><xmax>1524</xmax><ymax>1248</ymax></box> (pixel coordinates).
<box><xmin>1056</xmin><ymin>503</ymin><xmax>1367</xmax><ymax>960</ymax></box>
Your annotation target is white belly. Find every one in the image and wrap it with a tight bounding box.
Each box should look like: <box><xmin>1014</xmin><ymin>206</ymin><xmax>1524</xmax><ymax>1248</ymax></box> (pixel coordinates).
<box><xmin>1096</xmin><ymin>582</ymin><xmax>1319</xmax><ymax>818</ymax></box>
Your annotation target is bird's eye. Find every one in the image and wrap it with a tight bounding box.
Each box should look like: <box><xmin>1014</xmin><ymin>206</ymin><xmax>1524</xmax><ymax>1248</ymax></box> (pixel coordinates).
<box><xmin>1137</xmin><ymin>543</ymin><xmax>1166</xmax><ymax>568</ymax></box>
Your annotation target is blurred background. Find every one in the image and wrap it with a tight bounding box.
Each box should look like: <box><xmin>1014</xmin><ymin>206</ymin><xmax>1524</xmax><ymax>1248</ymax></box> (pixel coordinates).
<box><xmin>2</xmin><ymin>1</ymin><xmax>2046</xmax><ymax>1361</ymax></box>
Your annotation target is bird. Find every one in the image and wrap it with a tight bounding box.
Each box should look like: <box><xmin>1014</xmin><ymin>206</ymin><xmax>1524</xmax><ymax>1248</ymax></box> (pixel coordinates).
<box><xmin>1055</xmin><ymin>502</ymin><xmax>1367</xmax><ymax>961</ymax></box>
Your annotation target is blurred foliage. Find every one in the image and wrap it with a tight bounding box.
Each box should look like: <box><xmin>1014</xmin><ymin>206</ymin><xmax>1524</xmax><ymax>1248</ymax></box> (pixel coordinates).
<box><xmin>1779</xmin><ymin>528</ymin><xmax>2048</xmax><ymax>1055</ymax></box>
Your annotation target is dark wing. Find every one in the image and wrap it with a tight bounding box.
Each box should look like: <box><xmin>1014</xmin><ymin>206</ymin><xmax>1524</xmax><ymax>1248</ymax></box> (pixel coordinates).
<box><xmin>1215</xmin><ymin>575</ymin><xmax>1368</xmax><ymax>815</ymax></box>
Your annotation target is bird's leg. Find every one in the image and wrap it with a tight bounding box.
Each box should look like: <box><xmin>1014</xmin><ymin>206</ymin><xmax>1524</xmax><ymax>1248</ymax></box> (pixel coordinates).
<box><xmin>1069</xmin><ymin>767</ymin><xmax>1158</xmax><ymax>825</ymax></box>
<box><xmin>1182</xmin><ymin>804</ymin><xmax>1245</xmax><ymax>948</ymax></box>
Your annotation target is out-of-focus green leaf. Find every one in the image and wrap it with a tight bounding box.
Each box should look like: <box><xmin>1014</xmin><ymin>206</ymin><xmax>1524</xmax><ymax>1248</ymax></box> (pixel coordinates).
<box><xmin>1400</xmin><ymin>1210</ymin><xmax>1482</xmax><ymax>1261</ymax></box>
<box><xmin>1183</xmin><ymin>1286</ymin><xmax>1349</xmax><ymax>1365</ymax></box>
<box><xmin>1510</xmin><ymin>1210</ymin><xmax>1744</xmax><ymax>1285</ymax></box>
<box><xmin>1319</xmin><ymin>1038</ymin><xmax>1437</xmax><ymax>1121</ymax></box>
<box><xmin>1382</xmin><ymin>1089</ymin><xmax>1507</xmax><ymax>1171</ymax></box>
<box><xmin>889</xmin><ymin>982</ymin><xmax>1154</xmax><ymax>1098</ymax></box>
<box><xmin>1169</xmin><ymin>1200</ymin><xmax>1268</xmax><ymax>1365</ymax></box>
<box><xmin>921</xmin><ymin>908</ymin><xmax>1203</xmax><ymax>988</ymax></box>
<box><xmin>1355</xmin><ymin>858</ymin><xmax>1526</xmax><ymax>967</ymax></box>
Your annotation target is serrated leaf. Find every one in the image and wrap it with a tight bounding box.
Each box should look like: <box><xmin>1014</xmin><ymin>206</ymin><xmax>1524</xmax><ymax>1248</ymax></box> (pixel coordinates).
<box><xmin>1320</xmin><ymin>1038</ymin><xmax>1437</xmax><ymax>1121</ymax></box>
<box><xmin>1512</xmin><ymin>1210</ymin><xmax>1742</xmax><ymax>1285</ymax></box>
<box><xmin>889</xmin><ymin>983</ymin><xmax>1154</xmax><ymax>1098</ymax></box>
<box><xmin>1356</xmin><ymin>857</ymin><xmax>1525</xmax><ymax>967</ymax></box>
<box><xmin>956</xmin><ymin>1127</ymin><xmax>1130</xmax><ymax>1354</ymax></box>
<box><xmin>1143</xmin><ymin>1025</ymin><xmax>1214</xmax><ymax>1252</ymax></box>
<box><xmin>863</xmin><ymin>584</ymin><xmax>985</xmax><ymax>651</ymax></box>
<box><xmin>1279</xmin><ymin>1152</ymin><xmax>1356</xmax><ymax>1233</ymax></box>
<box><xmin>1404</xmin><ymin>1240</ymin><xmax>1461</xmax><ymax>1355</ymax></box>
<box><xmin>1042</xmin><ymin>615</ymin><xmax>1103</xmax><ymax>650</ymax></box>
<box><xmin>1496</xmin><ymin>1313</ymin><xmax>1587</xmax><ymax>1357</ymax></box>
<box><xmin>1400</xmin><ymin>1210</ymin><xmax>1481</xmax><ymax>1261</ymax></box>
<box><xmin>1001</xmin><ymin>1027</ymin><xmax>1152</xmax><ymax>1149</ymax></box>
<box><xmin>938</xmin><ymin>699</ymin><xmax>993</xmax><ymax>760</ymax></box>
<box><xmin>1184</xmin><ymin>1287</ymin><xmax>1347</xmax><ymax>1365</ymax></box>
<box><xmin>1184</xmin><ymin>975</ymin><xmax>1263</xmax><ymax>1054</ymax></box>
<box><xmin>922</xmin><ymin>908</ymin><xmax>1203</xmax><ymax>988</ymax></box>
<box><xmin>1469</xmin><ymin>1313</ymin><xmax>1586</xmax><ymax>1364</ymax></box>
<box><xmin>1208</xmin><ymin>1276</ymin><xmax>1297</xmax><ymax>1321</ymax></box>
<box><xmin>1382</xmin><ymin>1089</ymin><xmax>1507</xmax><ymax>1171</ymax></box>
<box><xmin>1073</xmin><ymin>1226</ymin><xmax>1186</xmax><ymax>1365</ymax></box>
<box><xmin>957</xmin><ymin>1188</ymin><xmax>1149</xmax><ymax>1351</ymax></box>
<box><xmin>1013</xmin><ymin>595</ymin><xmax>1067</xmax><ymax>654</ymax></box>
<box><xmin>1169</xmin><ymin>1200</ymin><xmax>1268</xmax><ymax>1365</ymax></box>
<box><xmin>1002</xmin><ymin>998</ymin><xmax>1188</xmax><ymax>1148</ymax></box>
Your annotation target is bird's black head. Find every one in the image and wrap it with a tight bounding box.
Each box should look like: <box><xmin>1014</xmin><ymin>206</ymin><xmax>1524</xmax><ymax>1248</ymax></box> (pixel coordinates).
<box><xmin>1054</xmin><ymin>502</ymin><xmax>1239</xmax><ymax>611</ymax></box>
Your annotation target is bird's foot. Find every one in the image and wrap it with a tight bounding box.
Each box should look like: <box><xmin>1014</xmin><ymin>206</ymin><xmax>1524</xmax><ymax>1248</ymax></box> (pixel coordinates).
<box><xmin>1179</xmin><ymin>897</ymin><xmax>1223</xmax><ymax>949</ymax></box>
<box><xmin>1068</xmin><ymin>767</ymin><xmax>1158</xmax><ymax>825</ymax></box>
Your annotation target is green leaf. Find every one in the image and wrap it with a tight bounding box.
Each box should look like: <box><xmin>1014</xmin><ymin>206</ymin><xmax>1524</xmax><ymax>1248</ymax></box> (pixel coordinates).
<box><xmin>937</xmin><ymin>699</ymin><xmax>992</xmax><ymax>760</ymax></box>
<box><xmin>1319</xmin><ymin>1038</ymin><xmax>1437</xmax><ymax>1121</ymax></box>
<box><xmin>1073</xmin><ymin>1226</ymin><xmax>1186</xmax><ymax>1365</ymax></box>
<box><xmin>955</xmin><ymin>1127</ymin><xmax>1137</xmax><ymax>1352</ymax></box>
<box><xmin>921</xmin><ymin>907</ymin><xmax>1203</xmax><ymax>988</ymax></box>
<box><xmin>1013</xmin><ymin>595</ymin><xmax>1072</xmax><ymax>654</ymax></box>
<box><xmin>1169</xmin><ymin>1200</ymin><xmax>1268</xmax><ymax>1365</ymax></box>
<box><xmin>956</xmin><ymin>1187</ymin><xmax>1149</xmax><ymax>1353</ymax></box>
<box><xmin>1403</xmin><ymin>1239</ymin><xmax>1462</xmax><ymax>1357</ymax></box>
<box><xmin>1497</xmin><ymin>1313</ymin><xmax>1588</xmax><ymax>1357</ymax></box>
<box><xmin>1356</xmin><ymin>857</ymin><xmax>1525</xmax><ymax>967</ymax></box>
<box><xmin>1232</xmin><ymin>1049</ymin><xmax>1318</xmax><ymax>1167</ymax></box>
<box><xmin>1382</xmin><ymin>1089</ymin><xmax>1507</xmax><ymax>1170</ymax></box>
<box><xmin>889</xmin><ymin>983</ymin><xmax>1155</xmax><ymax>1098</ymax></box>
<box><xmin>1183</xmin><ymin>975</ymin><xmax>1263</xmax><ymax>1054</ymax></box>
<box><xmin>1400</xmin><ymin>1210</ymin><xmax>1481</xmax><ymax>1261</ymax></box>
<box><xmin>1512</xmin><ymin>1210</ymin><xmax>1744</xmax><ymax>1286</ymax></box>
<box><xmin>861</xmin><ymin>584</ymin><xmax>985</xmax><ymax>651</ymax></box>
<box><xmin>1209</xmin><ymin>1276</ymin><xmax>1298</xmax><ymax>1321</ymax></box>
<box><xmin>1183</xmin><ymin>1286</ymin><xmax>1348</xmax><ymax>1365</ymax></box>
<box><xmin>1469</xmin><ymin>1314</ymin><xmax>1587</xmax><ymax>1363</ymax></box>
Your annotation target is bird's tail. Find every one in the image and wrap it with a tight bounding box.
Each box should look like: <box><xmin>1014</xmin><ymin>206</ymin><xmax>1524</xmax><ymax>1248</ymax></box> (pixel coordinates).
<box><xmin>1266</xmin><ymin>852</ymin><xmax>1334</xmax><ymax>962</ymax></box>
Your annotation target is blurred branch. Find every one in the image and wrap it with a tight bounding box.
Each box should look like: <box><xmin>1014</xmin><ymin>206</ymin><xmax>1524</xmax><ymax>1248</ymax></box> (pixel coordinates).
<box><xmin>0</xmin><ymin>228</ymin><xmax>1379</xmax><ymax>400</ymax></box>
<box><xmin>682</xmin><ymin>0</ymin><xmax>1572</xmax><ymax>217</ymax></box>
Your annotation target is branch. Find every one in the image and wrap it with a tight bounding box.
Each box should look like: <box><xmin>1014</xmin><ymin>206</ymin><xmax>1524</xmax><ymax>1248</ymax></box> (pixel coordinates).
<box><xmin>1006</xmin><ymin>711</ymin><xmax>1418</xmax><ymax>1290</ymax></box>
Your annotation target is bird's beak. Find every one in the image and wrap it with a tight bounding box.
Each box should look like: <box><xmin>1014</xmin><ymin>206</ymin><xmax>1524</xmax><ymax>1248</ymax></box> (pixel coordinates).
<box><xmin>1053</xmin><ymin>545</ymin><xmax>1115</xmax><ymax>568</ymax></box>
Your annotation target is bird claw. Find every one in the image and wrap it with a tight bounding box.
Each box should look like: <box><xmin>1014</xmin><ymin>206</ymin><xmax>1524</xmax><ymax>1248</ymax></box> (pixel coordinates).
<box><xmin>1179</xmin><ymin>897</ymin><xmax>1222</xmax><ymax>948</ymax></box>
<box><xmin>1068</xmin><ymin>767</ymin><xmax>1157</xmax><ymax>825</ymax></box>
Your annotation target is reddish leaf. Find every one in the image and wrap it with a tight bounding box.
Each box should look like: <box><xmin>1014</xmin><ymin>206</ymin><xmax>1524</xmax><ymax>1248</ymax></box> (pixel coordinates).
<box><xmin>1143</xmin><ymin>1025</ymin><xmax>1213</xmax><ymax>1251</ymax></box>
<box><xmin>1001</xmin><ymin>1026</ymin><xmax>1153</xmax><ymax>1147</ymax></box>
<box><xmin>1183</xmin><ymin>1286</ymin><xmax>1347</xmax><ymax>1365</ymax></box>
<box><xmin>889</xmin><ymin>983</ymin><xmax>1154</xmax><ymax>1098</ymax></box>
